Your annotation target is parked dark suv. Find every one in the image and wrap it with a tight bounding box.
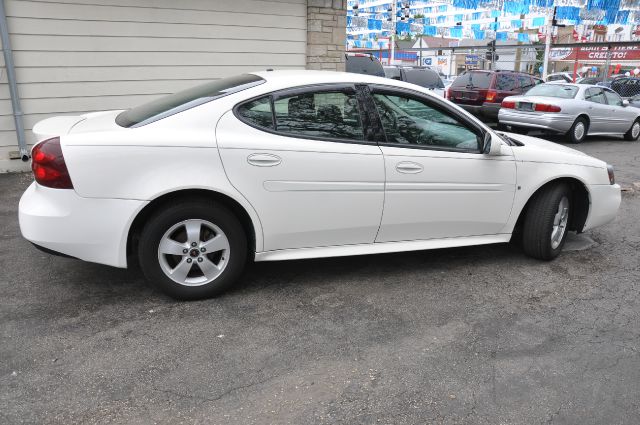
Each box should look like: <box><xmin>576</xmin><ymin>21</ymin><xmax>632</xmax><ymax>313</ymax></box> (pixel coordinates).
<box><xmin>383</xmin><ymin>66</ymin><xmax>445</xmax><ymax>96</ymax></box>
<box><xmin>610</xmin><ymin>77</ymin><xmax>640</xmax><ymax>98</ymax></box>
<box><xmin>447</xmin><ymin>70</ymin><xmax>543</xmax><ymax>122</ymax></box>
<box><xmin>345</xmin><ymin>53</ymin><xmax>385</xmax><ymax>77</ymax></box>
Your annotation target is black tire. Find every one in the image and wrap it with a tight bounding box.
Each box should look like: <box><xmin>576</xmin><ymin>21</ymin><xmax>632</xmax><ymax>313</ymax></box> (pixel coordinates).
<box><xmin>138</xmin><ymin>200</ymin><xmax>247</xmax><ymax>300</ymax></box>
<box><xmin>522</xmin><ymin>183</ymin><xmax>572</xmax><ymax>261</ymax></box>
<box><xmin>567</xmin><ymin>117</ymin><xmax>588</xmax><ymax>144</ymax></box>
<box><xmin>624</xmin><ymin>119</ymin><xmax>640</xmax><ymax>141</ymax></box>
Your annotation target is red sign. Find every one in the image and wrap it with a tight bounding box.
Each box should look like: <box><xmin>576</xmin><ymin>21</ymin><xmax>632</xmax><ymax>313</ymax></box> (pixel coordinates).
<box><xmin>553</xmin><ymin>45</ymin><xmax>640</xmax><ymax>62</ymax></box>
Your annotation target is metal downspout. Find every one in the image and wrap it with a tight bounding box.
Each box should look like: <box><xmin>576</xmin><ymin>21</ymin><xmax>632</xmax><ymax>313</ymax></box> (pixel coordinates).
<box><xmin>0</xmin><ymin>0</ymin><xmax>29</xmax><ymax>161</ymax></box>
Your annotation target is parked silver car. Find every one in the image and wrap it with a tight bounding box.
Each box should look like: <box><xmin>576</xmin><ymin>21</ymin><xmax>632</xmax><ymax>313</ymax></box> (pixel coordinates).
<box><xmin>498</xmin><ymin>83</ymin><xmax>640</xmax><ymax>143</ymax></box>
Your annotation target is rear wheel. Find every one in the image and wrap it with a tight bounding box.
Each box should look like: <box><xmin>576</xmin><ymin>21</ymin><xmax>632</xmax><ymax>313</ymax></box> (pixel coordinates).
<box><xmin>624</xmin><ymin>119</ymin><xmax>640</xmax><ymax>141</ymax></box>
<box><xmin>567</xmin><ymin>117</ymin><xmax>588</xmax><ymax>144</ymax></box>
<box><xmin>522</xmin><ymin>183</ymin><xmax>572</xmax><ymax>261</ymax></box>
<box><xmin>138</xmin><ymin>201</ymin><xmax>247</xmax><ymax>300</ymax></box>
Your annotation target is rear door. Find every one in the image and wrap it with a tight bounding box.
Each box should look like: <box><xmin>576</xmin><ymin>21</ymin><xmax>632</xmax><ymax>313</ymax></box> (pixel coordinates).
<box><xmin>583</xmin><ymin>87</ymin><xmax>609</xmax><ymax>133</ymax></box>
<box><xmin>216</xmin><ymin>85</ymin><xmax>385</xmax><ymax>251</ymax></box>
<box><xmin>494</xmin><ymin>73</ymin><xmax>520</xmax><ymax>104</ymax></box>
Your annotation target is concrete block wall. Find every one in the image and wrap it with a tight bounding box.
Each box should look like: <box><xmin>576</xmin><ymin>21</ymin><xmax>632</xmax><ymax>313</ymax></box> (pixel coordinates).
<box><xmin>306</xmin><ymin>0</ymin><xmax>347</xmax><ymax>71</ymax></box>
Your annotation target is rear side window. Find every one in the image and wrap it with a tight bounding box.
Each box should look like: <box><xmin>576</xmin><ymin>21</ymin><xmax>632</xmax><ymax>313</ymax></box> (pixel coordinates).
<box><xmin>403</xmin><ymin>69</ymin><xmax>445</xmax><ymax>89</ymax></box>
<box><xmin>496</xmin><ymin>74</ymin><xmax>518</xmax><ymax>91</ymax></box>
<box><xmin>346</xmin><ymin>56</ymin><xmax>385</xmax><ymax>77</ymax></box>
<box><xmin>518</xmin><ymin>75</ymin><xmax>534</xmax><ymax>91</ymax></box>
<box><xmin>116</xmin><ymin>74</ymin><xmax>265</xmax><ymax>128</ymax></box>
<box><xmin>451</xmin><ymin>72</ymin><xmax>492</xmax><ymax>89</ymax></box>
<box><xmin>236</xmin><ymin>96</ymin><xmax>273</xmax><ymax>128</ymax></box>
<box><xmin>273</xmin><ymin>91</ymin><xmax>364</xmax><ymax>141</ymax></box>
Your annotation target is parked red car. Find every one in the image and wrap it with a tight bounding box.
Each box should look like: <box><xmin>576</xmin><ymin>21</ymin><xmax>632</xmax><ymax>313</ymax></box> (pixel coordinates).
<box><xmin>447</xmin><ymin>70</ymin><xmax>543</xmax><ymax>122</ymax></box>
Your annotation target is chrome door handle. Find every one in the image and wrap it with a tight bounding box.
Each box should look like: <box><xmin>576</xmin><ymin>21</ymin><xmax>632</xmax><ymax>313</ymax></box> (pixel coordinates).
<box><xmin>395</xmin><ymin>161</ymin><xmax>423</xmax><ymax>174</ymax></box>
<box><xmin>247</xmin><ymin>153</ymin><xmax>281</xmax><ymax>167</ymax></box>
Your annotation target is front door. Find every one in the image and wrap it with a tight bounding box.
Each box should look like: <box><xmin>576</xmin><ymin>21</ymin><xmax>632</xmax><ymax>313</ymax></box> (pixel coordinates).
<box><xmin>365</xmin><ymin>86</ymin><xmax>517</xmax><ymax>242</ymax></box>
<box><xmin>216</xmin><ymin>85</ymin><xmax>385</xmax><ymax>252</ymax></box>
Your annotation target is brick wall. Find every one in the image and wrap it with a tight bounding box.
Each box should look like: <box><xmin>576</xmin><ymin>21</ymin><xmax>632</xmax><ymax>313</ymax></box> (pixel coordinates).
<box><xmin>306</xmin><ymin>0</ymin><xmax>347</xmax><ymax>71</ymax></box>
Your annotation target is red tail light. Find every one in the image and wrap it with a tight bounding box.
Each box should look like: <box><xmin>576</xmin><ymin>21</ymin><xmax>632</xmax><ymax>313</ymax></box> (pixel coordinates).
<box><xmin>501</xmin><ymin>100</ymin><xmax>516</xmax><ymax>109</ymax></box>
<box><xmin>31</xmin><ymin>137</ymin><xmax>74</xmax><ymax>189</ymax></box>
<box><xmin>534</xmin><ymin>104</ymin><xmax>561</xmax><ymax>113</ymax></box>
<box><xmin>485</xmin><ymin>90</ymin><xmax>497</xmax><ymax>103</ymax></box>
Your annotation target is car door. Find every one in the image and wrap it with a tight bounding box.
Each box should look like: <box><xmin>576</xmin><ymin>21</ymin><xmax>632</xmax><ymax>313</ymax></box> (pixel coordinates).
<box><xmin>216</xmin><ymin>85</ymin><xmax>385</xmax><ymax>251</ymax></box>
<box><xmin>494</xmin><ymin>73</ymin><xmax>520</xmax><ymax>104</ymax></box>
<box><xmin>602</xmin><ymin>88</ymin><xmax>637</xmax><ymax>134</ymax></box>
<box><xmin>583</xmin><ymin>87</ymin><xmax>609</xmax><ymax>133</ymax></box>
<box><xmin>365</xmin><ymin>85</ymin><xmax>517</xmax><ymax>242</ymax></box>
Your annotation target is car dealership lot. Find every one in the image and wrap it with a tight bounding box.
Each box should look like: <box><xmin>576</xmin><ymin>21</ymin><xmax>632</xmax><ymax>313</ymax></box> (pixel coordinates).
<box><xmin>1</xmin><ymin>137</ymin><xmax>639</xmax><ymax>424</ymax></box>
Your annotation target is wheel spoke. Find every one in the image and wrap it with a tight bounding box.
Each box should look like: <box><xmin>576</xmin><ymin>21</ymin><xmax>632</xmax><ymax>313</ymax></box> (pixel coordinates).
<box><xmin>198</xmin><ymin>257</ymin><xmax>222</xmax><ymax>281</ymax></box>
<box><xmin>200</xmin><ymin>234</ymin><xmax>229</xmax><ymax>253</ymax></box>
<box><xmin>185</xmin><ymin>221</ymin><xmax>201</xmax><ymax>244</ymax></box>
<box><xmin>159</xmin><ymin>238</ymin><xmax>188</xmax><ymax>256</ymax></box>
<box><xmin>170</xmin><ymin>258</ymin><xmax>193</xmax><ymax>282</ymax></box>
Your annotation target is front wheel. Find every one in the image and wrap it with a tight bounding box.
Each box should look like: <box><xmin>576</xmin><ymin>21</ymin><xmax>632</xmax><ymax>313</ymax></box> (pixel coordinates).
<box><xmin>522</xmin><ymin>183</ymin><xmax>572</xmax><ymax>261</ymax></box>
<box><xmin>138</xmin><ymin>201</ymin><xmax>247</xmax><ymax>300</ymax></box>
<box><xmin>624</xmin><ymin>119</ymin><xmax>640</xmax><ymax>141</ymax></box>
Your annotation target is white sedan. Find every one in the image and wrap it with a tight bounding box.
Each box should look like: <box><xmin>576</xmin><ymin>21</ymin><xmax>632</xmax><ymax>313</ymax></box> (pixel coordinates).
<box><xmin>19</xmin><ymin>70</ymin><xmax>621</xmax><ymax>300</ymax></box>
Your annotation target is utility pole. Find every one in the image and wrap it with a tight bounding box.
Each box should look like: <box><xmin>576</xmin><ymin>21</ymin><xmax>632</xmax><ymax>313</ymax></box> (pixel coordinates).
<box><xmin>390</xmin><ymin>1</ymin><xmax>396</xmax><ymax>66</ymax></box>
<box><xmin>514</xmin><ymin>13</ymin><xmax>525</xmax><ymax>71</ymax></box>
<box><xmin>542</xmin><ymin>7</ymin><xmax>554</xmax><ymax>79</ymax></box>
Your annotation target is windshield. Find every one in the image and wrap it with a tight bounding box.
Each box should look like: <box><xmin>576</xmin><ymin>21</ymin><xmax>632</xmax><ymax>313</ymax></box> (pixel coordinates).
<box><xmin>115</xmin><ymin>74</ymin><xmax>265</xmax><ymax>128</ymax></box>
<box><xmin>451</xmin><ymin>72</ymin><xmax>492</xmax><ymax>89</ymax></box>
<box><xmin>525</xmin><ymin>84</ymin><xmax>578</xmax><ymax>98</ymax></box>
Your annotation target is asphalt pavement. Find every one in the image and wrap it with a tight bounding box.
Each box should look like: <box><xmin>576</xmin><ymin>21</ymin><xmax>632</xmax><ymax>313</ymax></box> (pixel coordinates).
<box><xmin>1</xmin><ymin>136</ymin><xmax>639</xmax><ymax>424</ymax></box>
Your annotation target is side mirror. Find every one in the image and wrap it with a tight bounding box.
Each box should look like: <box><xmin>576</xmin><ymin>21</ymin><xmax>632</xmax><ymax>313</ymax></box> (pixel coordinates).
<box><xmin>483</xmin><ymin>132</ymin><xmax>503</xmax><ymax>156</ymax></box>
<box><xmin>623</xmin><ymin>99</ymin><xmax>630</xmax><ymax>107</ymax></box>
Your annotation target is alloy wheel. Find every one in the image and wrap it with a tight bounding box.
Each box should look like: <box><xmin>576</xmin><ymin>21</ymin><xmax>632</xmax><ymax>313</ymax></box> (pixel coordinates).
<box><xmin>551</xmin><ymin>196</ymin><xmax>569</xmax><ymax>250</ymax></box>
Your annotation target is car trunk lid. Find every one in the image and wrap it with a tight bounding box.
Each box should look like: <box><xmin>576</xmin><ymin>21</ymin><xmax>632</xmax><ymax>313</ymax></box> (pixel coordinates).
<box><xmin>32</xmin><ymin>110</ymin><xmax>125</xmax><ymax>143</ymax></box>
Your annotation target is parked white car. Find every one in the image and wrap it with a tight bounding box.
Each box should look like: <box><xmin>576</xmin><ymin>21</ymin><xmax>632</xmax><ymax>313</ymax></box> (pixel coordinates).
<box><xmin>19</xmin><ymin>70</ymin><xmax>621</xmax><ymax>300</ymax></box>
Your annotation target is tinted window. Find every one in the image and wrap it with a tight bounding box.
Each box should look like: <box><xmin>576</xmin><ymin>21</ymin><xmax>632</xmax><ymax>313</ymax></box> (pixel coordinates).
<box><xmin>346</xmin><ymin>56</ymin><xmax>385</xmax><ymax>77</ymax></box>
<box><xmin>518</xmin><ymin>75</ymin><xmax>535</xmax><ymax>91</ymax></box>
<box><xmin>237</xmin><ymin>96</ymin><xmax>273</xmax><ymax>128</ymax></box>
<box><xmin>403</xmin><ymin>69</ymin><xmax>445</xmax><ymax>89</ymax></box>
<box><xmin>451</xmin><ymin>72</ymin><xmax>492</xmax><ymax>89</ymax></box>
<box><xmin>273</xmin><ymin>91</ymin><xmax>363</xmax><ymax>141</ymax></box>
<box><xmin>603</xmin><ymin>89</ymin><xmax>623</xmax><ymax>106</ymax></box>
<box><xmin>585</xmin><ymin>88</ymin><xmax>606</xmax><ymax>104</ymax></box>
<box><xmin>116</xmin><ymin>74</ymin><xmax>264</xmax><ymax>127</ymax></box>
<box><xmin>384</xmin><ymin>67</ymin><xmax>402</xmax><ymax>80</ymax></box>
<box><xmin>496</xmin><ymin>74</ymin><xmax>518</xmax><ymax>91</ymax></box>
<box><xmin>525</xmin><ymin>84</ymin><xmax>578</xmax><ymax>98</ymax></box>
<box><xmin>372</xmin><ymin>93</ymin><xmax>479</xmax><ymax>151</ymax></box>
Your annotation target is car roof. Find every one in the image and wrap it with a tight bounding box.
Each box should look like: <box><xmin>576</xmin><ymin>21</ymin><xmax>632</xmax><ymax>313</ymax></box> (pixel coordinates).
<box><xmin>249</xmin><ymin>69</ymin><xmax>437</xmax><ymax>93</ymax></box>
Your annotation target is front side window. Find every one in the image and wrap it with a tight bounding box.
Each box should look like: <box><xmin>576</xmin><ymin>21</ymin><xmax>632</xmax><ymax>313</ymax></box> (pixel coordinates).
<box><xmin>603</xmin><ymin>89</ymin><xmax>623</xmax><ymax>106</ymax></box>
<box><xmin>372</xmin><ymin>92</ymin><xmax>480</xmax><ymax>151</ymax></box>
<box><xmin>585</xmin><ymin>88</ymin><xmax>606</xmax><ymax>104</ymax></box>
<box><xmin>273</xmin><ymin>91</ymin><xmax>363</xmax><ymax>141</ymax></box>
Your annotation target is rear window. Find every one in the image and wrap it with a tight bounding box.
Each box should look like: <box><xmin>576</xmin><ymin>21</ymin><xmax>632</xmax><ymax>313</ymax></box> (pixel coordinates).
<box><xmin>116</xmin><ymin>74</ymin><xmax>265</xmax><ymax>128</ymax></box>
<box><xmin>403</xmin><ymin>69</ymin><xmax>445</xmax><ymax>89</ymax></box>
<box><xmin>451</xmin><ymin>72</ymin><xmax>492</xmax><ymax>89</ymax></box>
<box><xmin>525</xmin><ymin>84</ymin><xmax>578</xmax><ymax>98</ymax></box>
<box><xmin>346</xmin><ymin>56</ymin><xmax>385</xmax><ymax>77</ymax></box>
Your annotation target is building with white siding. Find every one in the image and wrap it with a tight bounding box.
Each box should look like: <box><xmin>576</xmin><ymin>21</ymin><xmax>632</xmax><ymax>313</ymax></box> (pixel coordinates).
<box><xmin>0</xmin><ymin>0</ymin><xmax>347</xmax><ymax>171</ymax></box>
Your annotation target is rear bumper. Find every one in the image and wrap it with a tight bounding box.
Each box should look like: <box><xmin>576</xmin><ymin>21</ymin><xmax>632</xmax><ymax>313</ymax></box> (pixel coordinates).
<box><xmin>458</xmin><ymin>103</ymin><xmax>501</xmax><ymax>121</ymax></box>
<box><xmin>498</xmin><ymin>109</ymin><xmax>575</xmax><ymax>133</ymax></box>
<box><xmin>583</xmin><ymin>183</ymin><xmax>621</xmax><ymax>232</ymax></box>
<box><xmin>19</xmin><ymin>183</ymin><xmax>146</xmax><ymax>268</ymax></box>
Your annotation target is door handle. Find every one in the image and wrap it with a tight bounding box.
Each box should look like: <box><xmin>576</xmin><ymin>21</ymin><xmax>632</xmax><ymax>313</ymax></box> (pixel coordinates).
<box><xmin>395</xmin><ymin>161</ymin><xmax>423</xmax><ymax>174</ymax></box>
<box><xmin>247</xmin><ymin>153</ymin><xmax>281</xmax><ymax>167</ymax></box>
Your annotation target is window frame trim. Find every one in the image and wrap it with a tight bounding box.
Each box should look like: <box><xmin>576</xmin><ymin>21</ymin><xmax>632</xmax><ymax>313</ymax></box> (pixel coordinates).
<box><xmin>366</xmin><ymin>84</ymin><xmax>487</xmax><ymax>154</ymax></box>
<box><xmin>231</xmin><ymin>83</ymin><xmax>377</xmax><ymax>147</ymax></box>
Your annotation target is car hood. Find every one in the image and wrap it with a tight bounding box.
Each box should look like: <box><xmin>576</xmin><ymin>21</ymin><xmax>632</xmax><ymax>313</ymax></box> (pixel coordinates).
<box><xmin>500</xmin><ymin>132</ymin><xmax>606</xmax><ymax>168</ymax></box>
